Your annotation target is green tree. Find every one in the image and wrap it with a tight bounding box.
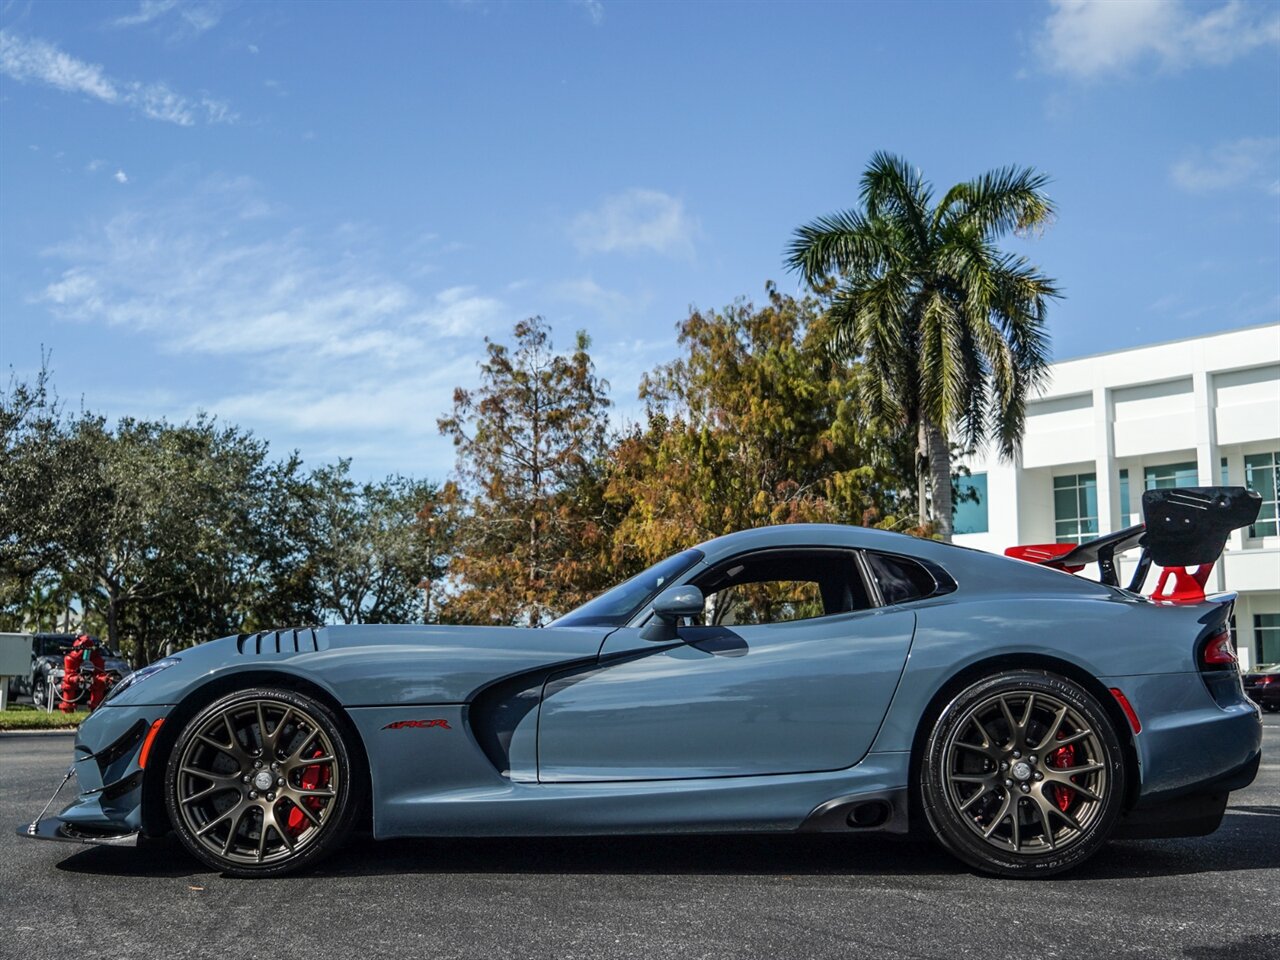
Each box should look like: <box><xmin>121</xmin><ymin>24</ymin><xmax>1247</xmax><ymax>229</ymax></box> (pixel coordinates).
<box><xmin>606</xmin><ymin>284</ymin><xmax>915</xmax><ymax>568</ymax></box>
<box><xmin>301</xmin><ymin>462</ymin><xmax>449</xmax><ymax>624</ymax></box>
<box><xmin>439</xmin><ymin>317</ymin><xmax>613</xmax><ymax>625</ymax></box>
<box><xmin>786</xmin><ymin>152</ymin><xmax>1059</xmax><ymax>539</ymax></box>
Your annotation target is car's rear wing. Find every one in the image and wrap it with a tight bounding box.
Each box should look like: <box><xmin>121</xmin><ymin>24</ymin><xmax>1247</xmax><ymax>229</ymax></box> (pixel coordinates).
<box><xmin>1005</xmin><ymin>486</ymin><xmax>1262</xmax><ymax>603</ymax></box>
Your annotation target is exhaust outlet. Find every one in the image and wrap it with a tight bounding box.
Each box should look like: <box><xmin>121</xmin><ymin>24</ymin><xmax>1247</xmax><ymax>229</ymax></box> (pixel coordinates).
<box><xmin>845</xmin><ymin>800</ymin><xmax>891</xmax><ymax>829</ymax></box>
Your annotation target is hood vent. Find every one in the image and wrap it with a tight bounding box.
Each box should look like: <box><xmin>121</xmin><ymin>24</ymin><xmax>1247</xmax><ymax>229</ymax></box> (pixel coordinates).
<box><xmin>236</xmin><ymin>628</ymin><xmax>320</xmax><ymax>655</ymax></box>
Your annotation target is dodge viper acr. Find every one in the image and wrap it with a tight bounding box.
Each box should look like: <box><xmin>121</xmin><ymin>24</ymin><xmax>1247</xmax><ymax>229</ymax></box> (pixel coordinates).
<box><xmin>18</xmin><ymin>487</ymin><xmax>1265</xmax><ymax>879</ymax></box>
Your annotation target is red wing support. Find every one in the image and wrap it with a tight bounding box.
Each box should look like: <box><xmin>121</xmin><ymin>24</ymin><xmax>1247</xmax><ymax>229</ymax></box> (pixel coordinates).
<box><xmin>1004</xmin><ymin>486</ymin><xmax>1262</xmax><ymax>603</ymax></box>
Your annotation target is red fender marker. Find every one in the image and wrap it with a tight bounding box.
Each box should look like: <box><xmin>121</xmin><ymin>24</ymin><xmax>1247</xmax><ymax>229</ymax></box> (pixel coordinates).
<box><xmin>382</xmin><ymin>719</ymin><xmax>451</xmax><ymax>730</ymax></box>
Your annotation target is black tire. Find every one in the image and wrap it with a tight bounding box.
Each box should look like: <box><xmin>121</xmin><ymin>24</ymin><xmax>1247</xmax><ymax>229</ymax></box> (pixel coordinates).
<box><xmin>920</xmin><ymin>669</ymin><xmax>1127</xmax><ymax>878</ymax></box>
<box><xmin>32</xmin><ymin>671</ymin><xmax>50</xmax><ymax>710</ymax></box>
<box><xmin>164</xmin><ymin>686</ymin><xmax>361</xmax><ymax>878</ymax></box>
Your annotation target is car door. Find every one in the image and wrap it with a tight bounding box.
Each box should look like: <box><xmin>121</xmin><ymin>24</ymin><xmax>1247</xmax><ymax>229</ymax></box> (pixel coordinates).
<box><xmin>536</xmin><ymin>547</ymin><xmax>918</xmax><ymax>782</ymax></box>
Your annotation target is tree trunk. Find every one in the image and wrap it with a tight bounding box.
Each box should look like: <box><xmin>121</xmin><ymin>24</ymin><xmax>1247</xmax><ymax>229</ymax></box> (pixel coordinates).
<box><xmin>916</xmin><ymin>421</ymin><xmax>929</xmax><ymax>527</ymax></box>
<box><xmin>923</xmin><ymin>416</ymin><xmax>954</xmax><ymax>542</ymax></box>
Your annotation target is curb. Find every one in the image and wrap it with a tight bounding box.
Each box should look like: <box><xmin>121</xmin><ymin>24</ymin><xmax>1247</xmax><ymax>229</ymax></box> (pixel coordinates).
<box><xmin>0</xmin><ymin>728</ymin><xmax>79</xmax><ymax>737</ymax></box>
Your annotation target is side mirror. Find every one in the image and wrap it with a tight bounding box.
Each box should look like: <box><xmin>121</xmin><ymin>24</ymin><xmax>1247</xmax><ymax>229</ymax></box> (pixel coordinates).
<box><xmin>641</xmin><ymin>584</ymin><xmax>704</xmax><ymax>642</ymax></box>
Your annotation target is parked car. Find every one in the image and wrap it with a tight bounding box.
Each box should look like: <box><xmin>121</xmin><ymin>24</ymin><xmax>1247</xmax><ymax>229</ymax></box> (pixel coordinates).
<box><xmin>16</xmin><ymin>487</ymin><xmax>1265</xmax><ymax>880</ymax></box>
<box><xmin>11</xmin><ymin>634</ymin><xmax>132</xmax><ymax>709</ymax></box>
<box><xmin>1243</xmin><ymin>664</ymin><xmax>1280</xmax><ymax>712</ymax></box>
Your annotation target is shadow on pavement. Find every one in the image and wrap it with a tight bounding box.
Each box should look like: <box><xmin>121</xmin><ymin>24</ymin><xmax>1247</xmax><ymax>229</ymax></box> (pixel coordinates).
<box><xmin>54</xmin><ymin>807</ymin><xmax>1279</xmax><ymax>881</ymax></box>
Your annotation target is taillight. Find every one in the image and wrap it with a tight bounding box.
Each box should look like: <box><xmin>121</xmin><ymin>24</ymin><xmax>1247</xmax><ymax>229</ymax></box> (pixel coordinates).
<box><xmin>1260</xmin><ymin>676</ymin><xmax>1274</xmax><ymax>686</ymax></box>
<box><xmin>1202</xmin><ymin>628</ymin><xmax>1237</xmax><ymax>668</ymax></box>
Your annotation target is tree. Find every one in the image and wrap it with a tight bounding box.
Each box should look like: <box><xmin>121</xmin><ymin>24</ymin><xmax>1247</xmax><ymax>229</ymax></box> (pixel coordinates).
<box><xmin>300</xmin><ymin>462</ymin><xmax>449</xmax><ymax>624</ymax></box>
<box><xmin>439</xmin><ymin>318</ymin><xmax>613</xmax><ymax>625</ymax></box>
<box><xmin>786</xmin><ymin>152</ymin><xmax>1059</xmax><ymax>539</ymax></box>
<box><xmin>606</xmin><ymin>285</ymin><xmax>915</xmax><ymax>568</ymax></box>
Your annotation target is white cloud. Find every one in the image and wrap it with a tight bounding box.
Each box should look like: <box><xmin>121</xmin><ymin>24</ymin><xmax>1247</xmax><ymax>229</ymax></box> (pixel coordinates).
<box><xmin>575</xmin><ymin>0</ymin><xmax>604</xmax><ymax>26</ymax></box>
<box><xmin>111</xmin><ymin>0</ymin><xmax>224</xmax><ymax>40</ymax></box>
<box><xmin>1037</xmin><ymin>0</ymin><xmax>1280</xmax><ymax>79</ymax></box>
<box><xmin>1171</xmin><ymin>137</ymin><xmax>1280</xmax><ymax>194</ymax></box>
<box><xmin>550</xmin><ymin>277</ymin><xmax>635</xmax><ymax>318</ymax></box>
<box><xmin>31</xmin><ymin>175</ymin><xmax>521</xmax><ymax>476</ymax></box>
<box><xmin>112</xmin><ymin>0</ymin><xmax>179</xmax><ymax>27</ymax></box>
<box><xmin>0</xmin><ymin>30</ymin><xmax>235</xmax><ymax>125</ymax></box>
<box><xmin>113</xmin><ymin>169</ymin><xmax>129</xmax><ymax>184</ymax></box>
<box><xmin>86</xmin><ymin>159</ymin><xmax>105</xmax><ymax>173</ymax></box>
<box><xmin>570</xmin><ymin>188</ymin><xmax>698</xmax><ymax>258</ymax></box>
<box><xmin>0</xmin><ymin>31</ymin><xmax>118</xmax><ymax>101</ymax></box>
<box><xmin>412</xmin><ymin>286</ymin><xmax>506</xmax><ymax>338</ymax></box>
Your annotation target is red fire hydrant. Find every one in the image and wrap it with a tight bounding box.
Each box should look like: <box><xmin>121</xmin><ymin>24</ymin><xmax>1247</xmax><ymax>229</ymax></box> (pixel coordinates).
<box><xmin>60</xmin><ymin>634</ymin><xmax>107</xmax><ymax>713</ymax></box>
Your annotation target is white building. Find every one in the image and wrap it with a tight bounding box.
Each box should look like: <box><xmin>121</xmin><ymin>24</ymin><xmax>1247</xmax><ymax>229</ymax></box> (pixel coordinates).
<box><xmin>954</xmin><ymin>323</ymin><xmax>1280</xmax><ymax>669</ymax></box>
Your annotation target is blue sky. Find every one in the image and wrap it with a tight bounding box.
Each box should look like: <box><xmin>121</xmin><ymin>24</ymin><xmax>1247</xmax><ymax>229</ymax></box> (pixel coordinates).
<box><xmin>2</xmin><ymin>0</ymin><xmax>1278</xmax><ymax>481</ymax></box>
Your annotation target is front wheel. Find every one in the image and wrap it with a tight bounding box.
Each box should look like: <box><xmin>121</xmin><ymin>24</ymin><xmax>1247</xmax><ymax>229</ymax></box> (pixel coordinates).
<box><xmin>164</xmin><ymin>687</ymin><xmax>361</xmax><ymax>878</ymax></box>
<box><xmin>920</xmin><ymin>670</ymin><xmax>1127</xmax><ymax>878</ymax></box>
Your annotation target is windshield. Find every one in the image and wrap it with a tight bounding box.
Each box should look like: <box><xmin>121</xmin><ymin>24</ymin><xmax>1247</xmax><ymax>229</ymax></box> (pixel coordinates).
<box><xmin>550</xmin><ymin>549</ymin><xmax>704</xmax><ymax>627</ymax></box>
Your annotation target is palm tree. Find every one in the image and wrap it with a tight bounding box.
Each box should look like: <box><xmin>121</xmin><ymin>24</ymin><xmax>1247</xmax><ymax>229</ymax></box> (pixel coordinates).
<box><xmin>786</xmin><ymin>152</ymin><xmax>1060</xmax><ymax>539</ymax></box>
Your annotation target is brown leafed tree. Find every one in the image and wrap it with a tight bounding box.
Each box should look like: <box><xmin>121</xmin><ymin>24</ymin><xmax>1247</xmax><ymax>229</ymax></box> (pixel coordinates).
<box><xmin>605</xmin><ymin>284</ymin><xmax>915</xmax><ymax>571</ymax></box>
<box><xmin>438</xmin><ymin>318</ymin><xmax>614</xmax><ymax>625</ymax></box>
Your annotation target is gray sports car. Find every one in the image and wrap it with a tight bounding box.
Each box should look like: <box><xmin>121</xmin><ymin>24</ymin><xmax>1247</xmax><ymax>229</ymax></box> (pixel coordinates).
<box><xmin>18</xmin><ymin>487</ymin><xmax>1263</xmax><ymax>879</ymax></box>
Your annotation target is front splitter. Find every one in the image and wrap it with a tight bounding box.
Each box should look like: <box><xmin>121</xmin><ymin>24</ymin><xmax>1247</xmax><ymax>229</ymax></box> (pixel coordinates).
<box><xmin>16</xmin><ymin>816</ymin><xmax>139</xmax><ymax>846</ymax></box>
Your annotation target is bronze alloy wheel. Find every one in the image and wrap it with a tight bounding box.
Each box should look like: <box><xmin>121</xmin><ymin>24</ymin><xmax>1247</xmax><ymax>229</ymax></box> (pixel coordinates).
<box><xmin>921</xmin><ymin>670</ymin><xmax>1126</xmax><ymax>877</ymax></box>
<box><xmin>166</xmin><ymin>688</ymin><xmax>357</xmax><ymax>875</ymax></box>
<box><xmin>942</xmin><ymin>690</ymin><xmax>1107</xmax><ymax>854</ymax></box>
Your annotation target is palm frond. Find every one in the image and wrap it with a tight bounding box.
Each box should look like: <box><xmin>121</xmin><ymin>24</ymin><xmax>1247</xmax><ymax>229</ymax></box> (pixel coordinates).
<box><xmin>785</xmin><ymin>209</ymin><xmax>890</xmax><ymax>285</ymax></box>
<box><xmin>860</xmin><ymin>151</ymin><xmax>932</xmax><ymax>251</ymax></box>
<box><xmin>935</xmin><ymin>165</ymin><xmax>1054</xmax><ymax>239</ymax></box>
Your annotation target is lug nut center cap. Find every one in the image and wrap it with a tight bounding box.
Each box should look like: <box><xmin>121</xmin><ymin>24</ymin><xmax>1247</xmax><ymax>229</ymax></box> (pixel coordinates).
<box><xmin>1012</xmin><ymin>761</ymin><xmax>1033</xmax><ymax>782</ymax></box>
<box><xmin>253</xmin><ymin>771</ymin><xmax>275</xmax><ymax>792</ymax></box>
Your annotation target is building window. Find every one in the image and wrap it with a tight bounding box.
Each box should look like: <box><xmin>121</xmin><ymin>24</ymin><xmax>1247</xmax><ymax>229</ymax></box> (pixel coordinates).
<box><xmin>1244</xmin><ymin>451</ymin><xmax>1279</xmax><ymax>537</ymax></box>
<box><xmin>953</xmin><ymin>473</ymin><xmax>988</xmax><ymax>535</ymax></box>
<box><xmin>1143</xmin><ymin>461</ymin><xmax>1199</xmax><ymax>490</ymax></box>
<box><xmin>1119</xmin><ymin>469</ymin><xmax>1131</xmax><ymax>527</ymax></box>
<box><xmin>1054</xmin><ymin>473</ymin><xmax>1098</xmax><ymax>544</ymax></box>
<box><xmin>1256</xmin><ymin>614</ymin><xmax>1280</xmax><ymax>666</ymax></box>
<box><xmin>1221</xmin><ymin>457</ymin><xmax>1229</xmax><ymax>486</ymax></box>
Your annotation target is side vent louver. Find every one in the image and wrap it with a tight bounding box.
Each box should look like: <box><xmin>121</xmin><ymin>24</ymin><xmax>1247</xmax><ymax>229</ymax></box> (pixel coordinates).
<box><xmin>235</xmin><ymin>627</ymin><xmax>320</xmax><ymax>656</ymax></box>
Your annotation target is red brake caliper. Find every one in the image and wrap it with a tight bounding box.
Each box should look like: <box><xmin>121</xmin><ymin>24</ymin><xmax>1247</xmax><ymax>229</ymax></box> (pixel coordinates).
<box><xmin>1048</xmin><ymin>734</ymin><xmax>1077</xmax><ymax>812</ymax></box>
<box><xmin>285</xmin><ymin>747</ymin><xmax>331</xmax><ymax>836</ymax></box>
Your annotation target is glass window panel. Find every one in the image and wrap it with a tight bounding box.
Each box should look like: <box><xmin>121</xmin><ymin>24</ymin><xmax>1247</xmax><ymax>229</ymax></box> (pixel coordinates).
<box><xmin>953</xmin><ymin>473</ymin><xmax>988</xmax><ymax>535</ymax></box>
<box><xmin>1144</xmin><ymin>461</ymin><xmax>1198</xmax><ymax>490</ymax></box>
<box><xmin>1244</xmin><ymin>452</ymin><xmax>1279</xmax><ymax>538</ymax></box>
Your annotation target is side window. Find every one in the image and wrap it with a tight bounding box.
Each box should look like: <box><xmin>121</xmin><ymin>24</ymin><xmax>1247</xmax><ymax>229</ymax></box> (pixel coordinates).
<box><xmin>691</xmin><ymin>549</ymin><xmax>872</xmax><ymax>626</ymax></box>
<box><xmin>864</xmin><ymin>552</ymin><xmax>937</xmax><ymax>605</ymax></box>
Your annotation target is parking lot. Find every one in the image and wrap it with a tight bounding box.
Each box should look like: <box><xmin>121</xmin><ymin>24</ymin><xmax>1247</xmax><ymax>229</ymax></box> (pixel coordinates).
<box><xmin>3</xmin><ymin>714</ymin><xmax>1277</xmax><ymax>960</ymax></box>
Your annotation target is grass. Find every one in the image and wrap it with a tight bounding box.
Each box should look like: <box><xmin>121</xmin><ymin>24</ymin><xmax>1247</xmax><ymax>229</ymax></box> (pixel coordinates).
<box><xmin>0</xmin><ymin>703</ymin><xmax>85</xmax><ymax>731</ymax></box>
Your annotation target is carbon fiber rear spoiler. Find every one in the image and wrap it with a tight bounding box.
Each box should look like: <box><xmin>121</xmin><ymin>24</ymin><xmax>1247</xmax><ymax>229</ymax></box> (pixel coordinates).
<box><xmin>1005</xmin><ymin>486</ymin><xmax>1261</xmax><ymax>601</ymax></box>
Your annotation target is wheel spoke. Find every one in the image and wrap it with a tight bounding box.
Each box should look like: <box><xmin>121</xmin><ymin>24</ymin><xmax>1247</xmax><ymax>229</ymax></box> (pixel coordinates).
<box><xmin>284</xmin><ymin>730</ymin><xmax>321</xmax><ymax>767</ymax></box>
<box><xmin>953</xmin><ymin>740</ymin><xmax>994</xmax><ymax>758</ymax></box>
<box><xmin>998</xmin><ymin>697</ymin><xmax>1020</xmax><ymax>743</ymax></box>
<box><xmin>221</xmin><ymin>804</ymin><xmax>250</xmax><ymax>855</ymax></box>
<box><xmin>982</xmin><ymin>792</ymin><xmax>1012</xmax><ymax>838</ymax></box>
<box><xmin>969</xmin><ymin>714</ymin><xmax>994</xmax><ymax>749</ymax></box>
<box><xmin>287</xmin><ymin>798</ymin><xmax>322</xmax><ymax>827</ymax></box>
<box><xmin>1032</xmin><ymin>794</ymin><xmax>1056</xmax><ymax>849</ymax></box>
<box><xmin>959</xmin><ymin>786</ymin><xmax>991</xmax><ymax>812</ymax></box>
<box><xmin>1019</xmin><ymin>694</ymin><xmax>1036</xmax><ymax>731</ymax></box>
<box><xmin>1035</xmin><ymin>706</ymin><xmax>1068</xmax><ymax>751</ymax></box>
<box><xmin>1050</xmin><ymin>804</ymin><xmax>1084</xmax><ymax>833</ymax></box>
<box><xmin>1009</xmin><ymin>799</ymin><xmax>1023</xmax><ymax>850</ymax></box>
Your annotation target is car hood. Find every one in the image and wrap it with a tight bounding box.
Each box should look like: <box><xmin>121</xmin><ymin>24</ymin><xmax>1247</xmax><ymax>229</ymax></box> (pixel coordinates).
<box><xmin>108</xmin><ymin>623</ymin><xmax>612</xmax><ymax>707</ymax></box>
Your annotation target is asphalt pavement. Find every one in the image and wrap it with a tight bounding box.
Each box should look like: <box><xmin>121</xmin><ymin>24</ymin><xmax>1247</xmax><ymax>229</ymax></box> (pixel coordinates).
<box><xmin>2</xmin><ymin>714</ymin><xmax>1278</xmax><ymax>960</ymax></box>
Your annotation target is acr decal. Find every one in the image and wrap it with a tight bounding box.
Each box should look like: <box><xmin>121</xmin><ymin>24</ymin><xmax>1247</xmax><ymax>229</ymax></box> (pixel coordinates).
<box><xmin>382</xmin><ymin>719</ymin><xmax>451</xmax><ymax>730</ymax></box>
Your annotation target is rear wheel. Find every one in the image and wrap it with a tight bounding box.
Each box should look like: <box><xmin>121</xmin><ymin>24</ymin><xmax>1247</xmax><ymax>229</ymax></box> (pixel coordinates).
<box><xmin>920</xmin><ymin>670</ymin><xmax>1126</xmax><ymax>877</ymax></box>
<box><xmin>164</xmin><ymin>687</ymin><xmax>360</xmax><ymax>878</ymax></box>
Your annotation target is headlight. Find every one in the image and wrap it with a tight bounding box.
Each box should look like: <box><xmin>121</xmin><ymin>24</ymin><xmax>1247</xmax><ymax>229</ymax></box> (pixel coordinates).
<box><xmin>104</xmin><ymin>657</ymin><xmax>181</xmax><ymax>703</ymax></box>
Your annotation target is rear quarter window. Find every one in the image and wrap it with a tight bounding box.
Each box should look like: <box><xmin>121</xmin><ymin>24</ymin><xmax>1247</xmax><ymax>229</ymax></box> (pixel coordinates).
<box><xmin>865</xmin><ymin>552</ymin><xmax>940</xmax><ymax>604</ymax></box>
